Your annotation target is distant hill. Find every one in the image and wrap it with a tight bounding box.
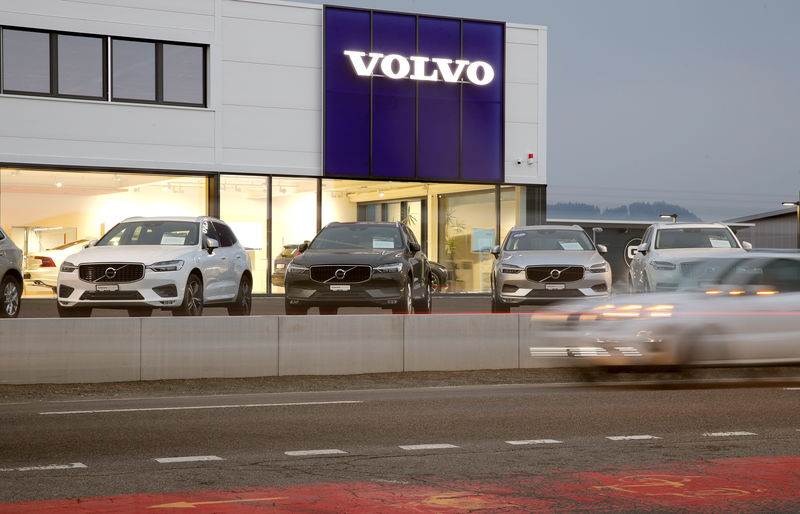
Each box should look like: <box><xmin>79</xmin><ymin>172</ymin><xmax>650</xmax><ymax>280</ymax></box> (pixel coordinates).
<box><xmin>548</xmin><ymin>201</ymin><xmax>701</xmax><ymax>222</ymax></box>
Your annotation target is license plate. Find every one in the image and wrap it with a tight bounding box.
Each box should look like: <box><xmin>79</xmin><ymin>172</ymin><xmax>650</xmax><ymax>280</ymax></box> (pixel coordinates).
<box><xmin>96</xmin><ymin>284</ymin><xmax>119</xmax><ymax>292</ymax></box>
<box><xmin>330</xmin><ymin>284</ymin><xmax>350</xmax><ymax>291</ymax></box>
<box><xmin>545</xmin><ymin>283</ymin><xmax>565</xmax><ymax>290</ymax></box>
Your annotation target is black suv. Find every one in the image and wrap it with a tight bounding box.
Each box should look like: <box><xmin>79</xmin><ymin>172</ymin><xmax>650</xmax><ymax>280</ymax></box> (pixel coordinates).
<box><xmin>284</xmin><ymin>222</ymin><xmax>432</xmax><ymax>315</ymax></box>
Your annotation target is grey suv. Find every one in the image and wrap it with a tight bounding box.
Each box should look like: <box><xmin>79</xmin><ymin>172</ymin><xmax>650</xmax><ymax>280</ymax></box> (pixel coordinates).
<box><xmin>490</xmin><ymin>225</ymin><xmax>612</xmax><ymax>312</ymax></box>
<box><xmin>0</xmin><ymin>227</ymin><xmax>23</xmax><ymax>318</ymax></box>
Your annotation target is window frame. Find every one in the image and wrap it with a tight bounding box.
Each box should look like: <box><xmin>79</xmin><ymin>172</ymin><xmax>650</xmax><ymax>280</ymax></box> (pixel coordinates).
<box><xmin>111</xmin><ymin>36</ymin><xmax>207</xmax><ymax>107</ymax></box>
<box><xmin>0</xmin><ymin>26</ymin><xmax>108</xmax><ymax>101</ymax></box>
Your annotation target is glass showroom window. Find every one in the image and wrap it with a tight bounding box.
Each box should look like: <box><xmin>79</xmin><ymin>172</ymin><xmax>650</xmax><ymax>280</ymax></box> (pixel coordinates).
<box><xmin>112</xmin><ymin>38</ymin><xmax>205</xmax><ymax>106</ymax></box>
<box><xmin>272</xmin><ymin>177</ymin><xmax>318</xmax><ymax>294</ymax></box>
<box><xmin>0</xmin><ymin>168</ymin><xmax>206</xmax><ymax>298</ymax></box>
<box><xmin>220</xmin><ymin>176</ymin><xmax>268</xmax><ymax>295</ymax></box>
<box><xmin>1</xmin><ymin>28</ymin><xmax>106</xmax><ymax>99</ymax></box>
<box><xmin>437</xmin><ymin>189</ymin><xmax>497</xmax><ymax>293</ymax></box>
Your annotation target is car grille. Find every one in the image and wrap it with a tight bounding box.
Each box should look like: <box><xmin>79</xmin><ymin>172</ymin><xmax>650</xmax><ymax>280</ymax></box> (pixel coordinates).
<box><xmin>525</xmin><ymin>266</ymin><xmax>584</xmax><ymax>282</ymax></box>
<box><xmin>79</xmin><ymin>263</ymin><xmax>145</xmax><ymax>283</ymax></box>
<box><xmin>79</xmin><ymin>290</ymin><xmax>144</xmax><ymax>300</ymax></box>
<box><xmin>310</xmin><ymin>265</ymin><xmax>372</xmax><ymax>284</ymax></box>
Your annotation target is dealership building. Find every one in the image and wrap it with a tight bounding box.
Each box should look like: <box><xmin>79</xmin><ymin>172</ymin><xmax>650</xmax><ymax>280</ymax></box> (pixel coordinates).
<box><xmin>0</xmin><ymin>0</ymin><xmax>547</xmax><ymax>297</ymax></box>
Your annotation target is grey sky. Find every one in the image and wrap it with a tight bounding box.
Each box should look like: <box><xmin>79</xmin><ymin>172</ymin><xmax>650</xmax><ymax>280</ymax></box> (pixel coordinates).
<box><xmin>305</xmin><ymin>0</ymin><xmax>800</xmax><ymax>221</ymax></box>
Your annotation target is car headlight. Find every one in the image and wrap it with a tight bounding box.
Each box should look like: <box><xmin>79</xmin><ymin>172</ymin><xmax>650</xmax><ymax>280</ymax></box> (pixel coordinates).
<box><xmin>147</xmin><ymin>260</ymin><xmax>184</xmax><ymax>272</ymax></box>
<box><xmin>587</xmin><ymin>262</ymin><xmax>608</xmax><ymax>273</ymax></box>
<box><xmin>374</xmin><ymin>262</ymin><xmax>404</xmax><ymax>273</ymax></box>
<box><xmin>500</xmin><ymin>265</ymin><xmax>523</xmax><ymax>274</ymax></box>
<box><xmin>286</xmin><ymin>262</ymin><xmax>309</xmax><ymax>274</ymax></box>
<box><xmin>651</xmin><ymin>261</ymin><xmax>677</xmax><ymax>270</ymax></box>
<box><xmin>60</xmin><ymin>261</ymin><xmax>78</xmax><ymax>273</ymax></box>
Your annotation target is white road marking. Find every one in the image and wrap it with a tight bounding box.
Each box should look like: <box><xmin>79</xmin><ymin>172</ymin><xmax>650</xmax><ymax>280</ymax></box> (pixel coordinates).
<box><xmin>703</xmin><ymin>431</ymin><xmax>757</xmax><ymax>437</ymax></box>
<box><xmin>155</xmin><ymin>456</ymin><xmax>224</xmax><ymax>464</ymax></box>
<box><xmin>39</xmin><ymin>400</ymin><xmax>362</xmax><ymax>415</ymax></box>
<box><xmin>285</xmin><ymin>449</ymin><xmax>347</xmax><ymax>457</ymax></box>
<box><xmin>506</xmin><ymin>439</ymin><xmax>563</xmax><ymax>445</ymax></box>
<box><xmin>399</xmin><ymin>444</ymin><xmax>459</xmax><ymax>451</ymax></box>
<box><xmin>606</xmin><ymin>435</ymin><xmax>661</xmax><ymax>441</ymax></box>
<box><xmin>0</xmin><ymin>462</ymin><xmax>87</xmax><ymax>472</ymax></box>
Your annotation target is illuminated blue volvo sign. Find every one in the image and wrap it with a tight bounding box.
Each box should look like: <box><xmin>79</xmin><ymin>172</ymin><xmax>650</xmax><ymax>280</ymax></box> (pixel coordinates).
<box><xmin>324</xmin><ymin>6</ymin><xmax>505</xmax><ymax>182</ymax></box>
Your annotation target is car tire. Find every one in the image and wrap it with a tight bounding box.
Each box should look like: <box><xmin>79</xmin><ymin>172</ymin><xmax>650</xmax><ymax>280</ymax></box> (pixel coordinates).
<box><xmin>227</xmin><ymin>276</ymin><xmax>252</xmax><ymax>316</ymax></box>
<box><xmin>392</xmin><ymin>282</ymin><xmax>413</xmax><ymax>314</ymax></box>
<box><xmin>413</xmin><ymin>279</ymin><xmax>432</xmax><ymax>314</ymax></box>
<box><xmin>430</xmin><ymin>272</ymin><xmax>441</xmax><ymax>294</ymax></box>
<box><xmin>491</xmin><ymin>294</ymin><xmax>511</xmax><ymax>313</ymax></box>
<box><xmin>127</xmin><ymin>307</ymin><xmax>153</xmax><ymax>317</ymax></box>
<box><xmin>56</xmin><ymin>303</ymin><xmax>92</xmax><ymax>317</ymax></box>
<box><xmin>173</xmin><ymin>274</ymin><xmax>203</xmax><ymax>316</ymax></box>
<box><xmin>0</xmin><ymin>275</ymin><xmax>22</xmax><ymax>318</ymax></box>
<box><xmin>285</xmin><ymin>300</ymin><xmax>307</xmax><ymax>315</ymax></box>
<box><xmin>319</xmin><ymin>306</ymin><xmax>338</xmax><ymax>315</ymax></box>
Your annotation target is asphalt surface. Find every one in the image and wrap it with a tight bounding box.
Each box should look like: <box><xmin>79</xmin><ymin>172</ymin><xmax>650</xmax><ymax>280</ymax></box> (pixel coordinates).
<box><xmin>2</xmin><ymin>369</ymin><xmax>800</xmax><ymax>509</ymax></box>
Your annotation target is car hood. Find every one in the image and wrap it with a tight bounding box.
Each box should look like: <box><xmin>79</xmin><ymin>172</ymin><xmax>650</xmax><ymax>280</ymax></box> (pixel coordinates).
<box><xmin>499</xmin><ymin>250</ymin><xmax>606</xmax><ymax>267</ymax></box>
<box><xmin>62</xmin><ymin>245</ymin><xmax>196</xmax><ymax>265</ymax></box>
<box><xmin>649</xmin><ymin>248</ymin><xmax>747</xmax><ymax>261</ymax></box>
<box><xmin>293</xmin><ymin>249</ymin><xmax>408</xmax><ymax>266</ymax></box>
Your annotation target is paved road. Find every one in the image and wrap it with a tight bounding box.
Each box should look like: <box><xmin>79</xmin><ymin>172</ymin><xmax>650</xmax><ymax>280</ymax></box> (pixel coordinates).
<box><xmin>2</xmin><ymin>377</ymin><xmax>799</xmax><ymax>510</ymax></box>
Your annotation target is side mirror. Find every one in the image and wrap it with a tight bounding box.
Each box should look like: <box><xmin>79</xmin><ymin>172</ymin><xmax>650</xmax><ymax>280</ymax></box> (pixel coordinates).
<box><xmin>409</xmin><ymin>241</ymin><xmax>421</xmax><ymax>253</ymax></box>
<box><xmin>637</xmin><ymin>242</ymin><xmax>650</xmax><ymax>255</ymax></box>
<box><xmin>298</xmin><ymin>242</ymin><xmax>309</xmax><ymax>253</ymax></box>
<box><xmin>596</xmin><ymin>244</ymin><xmax>608</xmax><ymax>254</ymax></box>
<box><xmin>490</xmin><ymin>245</ymin><xmax>501</xmax><ymax>258</ymax></box>
<box><xmin>742</xmin><ymin>241</ymin><xmax>753</xmax><ymax>250</ymax></box>
<box><xmin>206</xmin><ymin>237</ymin><xmax>220</xmax><ymax>253</ymax></box>
<box><xmin>86</xmin><ymin>239</ymin><xmax>98</xmax><ymax>248</ymax></box>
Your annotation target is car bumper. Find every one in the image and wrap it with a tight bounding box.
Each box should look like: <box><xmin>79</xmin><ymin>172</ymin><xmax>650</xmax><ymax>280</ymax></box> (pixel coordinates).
<box><xmin>285</xmin><ymin>274</ymin><xmax>406</xmax><ymax>308</ymax></box>
<box><xmin>57</xmin><ymin>269</ymin><xmax>188</xmax><ymax>309</ymax></box>
<box><xmin>497</xmin><ymin>273</ymin><xmax>611</xmax><ymax>304</ymax></box>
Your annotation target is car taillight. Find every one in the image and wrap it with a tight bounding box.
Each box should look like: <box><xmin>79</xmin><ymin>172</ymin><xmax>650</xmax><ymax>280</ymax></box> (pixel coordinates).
<box><xmin>35</xmin><ymin>256</ymin><xmax>56</xmax><ymax>267</ymax></box>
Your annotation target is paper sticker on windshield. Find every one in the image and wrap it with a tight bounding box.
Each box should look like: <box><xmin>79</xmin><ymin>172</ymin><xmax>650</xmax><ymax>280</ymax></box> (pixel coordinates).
<box><xmin>373</xmin><ymin>238</ymin><xmax>394</xmax><ymax>249</ymax></box>
<box><xmin>161</xmin><ymin>235</ymin><xmax>186</xmax><ymax>245</ymax></box>
<box><xmin>559</xmin><ymin>241</ymin><xmax>583</xmax><ymax>251</ymax></box>
<box><xmin>709</xmin><ymin>237</ymin><xmax>733</xmax><ymax>248</ymax></box>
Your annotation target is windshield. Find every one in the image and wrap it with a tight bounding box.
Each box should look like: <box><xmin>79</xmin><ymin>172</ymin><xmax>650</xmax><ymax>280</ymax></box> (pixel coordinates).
<box><xmin>655</xmin><ymin>227</ymin><xmax>739</xmax><ymax>249</ymax></box>
<box><xmin>96</xmin><ymin>221</ymin><xmax>199</xmax><ymax>246</ymax></box>
<box><xmin>310</xmin><ymin>225</ymin><xmax>402</xmax><ymax>250</ymax></box>
<box><xmin>503</xmin><ymin>229</ymin><xmax>594</xmax><ymax>251</ymax></box>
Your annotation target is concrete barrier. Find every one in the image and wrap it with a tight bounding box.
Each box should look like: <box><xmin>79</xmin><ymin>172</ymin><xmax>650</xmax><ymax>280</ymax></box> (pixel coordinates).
<box><xmin>141</xmin><ymin>317</ymin><xmax>279</xmax><ymax>380</ymax></box>
<box><xmin>0</xmin><ymin>313</ymin><xmax>555</xmax><ymax>384</ymax></box>
<box><xmin>404</xmin><ymin>314</ymin><xmax>519</xmax><ymax>371</ymax></box>
<box><xmin>0</xmin><ymin>318</ymin><xmax>141</xmax><ymax>384</ymax></box>
<box><xmin>278</xmin><ymin>315</ymin><xmax>404</xmax><ymax>375</ymax></box>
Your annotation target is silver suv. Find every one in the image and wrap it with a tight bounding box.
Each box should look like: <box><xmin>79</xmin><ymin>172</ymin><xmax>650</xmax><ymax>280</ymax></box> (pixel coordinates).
<box><xmin>490</xmin><ymin>225</ymin><xmax>612</xmax><ymax>312</ymax></box>
<box><xmin>630</xmin><ymin>222</ymin><xmax>751</xmax><ymax>293</ymax></box>
<box><xmin>0</xmin><ymin>227</ymin><xmax>23</xmax><ymax>318</ymax></box>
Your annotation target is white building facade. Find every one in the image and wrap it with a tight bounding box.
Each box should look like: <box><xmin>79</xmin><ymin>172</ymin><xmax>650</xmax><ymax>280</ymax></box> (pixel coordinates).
<box><xmin>0</xmin><ymin>0</ymin><xmax>547</xmax><ymax>296</ymax></box>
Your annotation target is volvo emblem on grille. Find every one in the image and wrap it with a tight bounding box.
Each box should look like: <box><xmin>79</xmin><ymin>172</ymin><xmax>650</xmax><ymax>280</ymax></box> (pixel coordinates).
<box><xmin>540</xmin><ymin>267</ymin><xmax>567</xmax><ymax>282</ymax></box>
<box><xmin>335</xmin><ymin>268</ymin><xmax>347</xmax><ymax>280</ymax></box>
<box><xmin>104</xmin><ymin>267</ymin><xmax>117</xmax><ymax>279</ymax></box>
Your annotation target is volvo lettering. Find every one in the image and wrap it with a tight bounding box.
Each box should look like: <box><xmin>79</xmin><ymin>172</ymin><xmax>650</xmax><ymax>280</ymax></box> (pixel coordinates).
<box><xmin>343</xmin><ymin>51</ymin><xmax>495</xmax><ymax>85</ymax></box>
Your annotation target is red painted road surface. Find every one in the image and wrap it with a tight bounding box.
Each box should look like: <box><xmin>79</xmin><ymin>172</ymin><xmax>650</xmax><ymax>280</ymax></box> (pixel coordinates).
<box><xmin>3</xmin><ymin>456</ymin><xmax>799</xmax><ymax>512</ymax></box>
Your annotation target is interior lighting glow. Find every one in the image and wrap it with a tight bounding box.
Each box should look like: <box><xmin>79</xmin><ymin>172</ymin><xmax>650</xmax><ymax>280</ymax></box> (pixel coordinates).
<box><xmin>55</xmin><ymin>182</ymin><xmax>63</xmax><ymax>188</ymax></box>
<box><xmin>705</xmin><ymin>290</ymin><xmax>723</xmax><ymax>295</ymax></box>
<box><xmin>756</xmin><ymin>290</ymin><xmax>778</xmax><ymax>295</ymax></box>
<box><xmin>728</xmin><ymin>290</ymin><xmax>744</xmax><ymax>296</ymax></box>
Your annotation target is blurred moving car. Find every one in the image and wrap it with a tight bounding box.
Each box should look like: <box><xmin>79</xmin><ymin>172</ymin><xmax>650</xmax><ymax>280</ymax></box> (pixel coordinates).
<box><xmin>284</xmin><ymin>221</ymin><xmax>432</xmax><ymax>315</ymax></box>
<box><xmin>0</xmin><ymin>227</ymin><xmax>23</xmax><ymax>318</ymax></box>
<box><xmin>429</xmin><ymin>261</ymin><xmax>449</xmax><ymax>293</ymax></box>
<box><xmin>532</xmin><ymin>253</ymin><xmax>800</xmax><ymax>369</ymax></box>
<box><xmin>271</xmin><ymin>243</ymin><xmax>301</xmax><ymax>288</ymax></box>
<box><xmin>24</xmin><ymin>239</ymin><xmax>93</xmax><ymax>291</ymax></box>
<box><xmin>629</xmin><ymin>222</ymin><xmax>751</xmax><ymax>293</ymax></box>
<box><xmin>490</xmin><ymin>225</ymin><xmax>612</xmax><ymax>312</ymax></box>
<box><xmin>57</xmin><ymin>216</ymin><xmax>253</xmax><ymax>317</ymax></box>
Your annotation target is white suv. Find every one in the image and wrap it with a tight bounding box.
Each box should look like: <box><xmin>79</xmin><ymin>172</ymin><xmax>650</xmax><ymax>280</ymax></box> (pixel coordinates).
<box><xmin>57</xmin><ymin>216</ymin><xmax>252</xmax><ymax>317</ymax></box>
<box><xmin>0</xmin><ymin>227</ymin><xmax>23</xmax><ymax>318</ymax></box>
<box><xmin>630</xmin><ymin>222</ymin><xmax>751</xmax><ymax>293</ymax></box>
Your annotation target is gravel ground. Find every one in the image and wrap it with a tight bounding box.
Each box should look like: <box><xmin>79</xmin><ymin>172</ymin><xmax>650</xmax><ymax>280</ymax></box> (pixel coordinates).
<box><xmin>3</xmin><ymin>366</ymin><xmax>800</xmax><ymax>403</ymax></box>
